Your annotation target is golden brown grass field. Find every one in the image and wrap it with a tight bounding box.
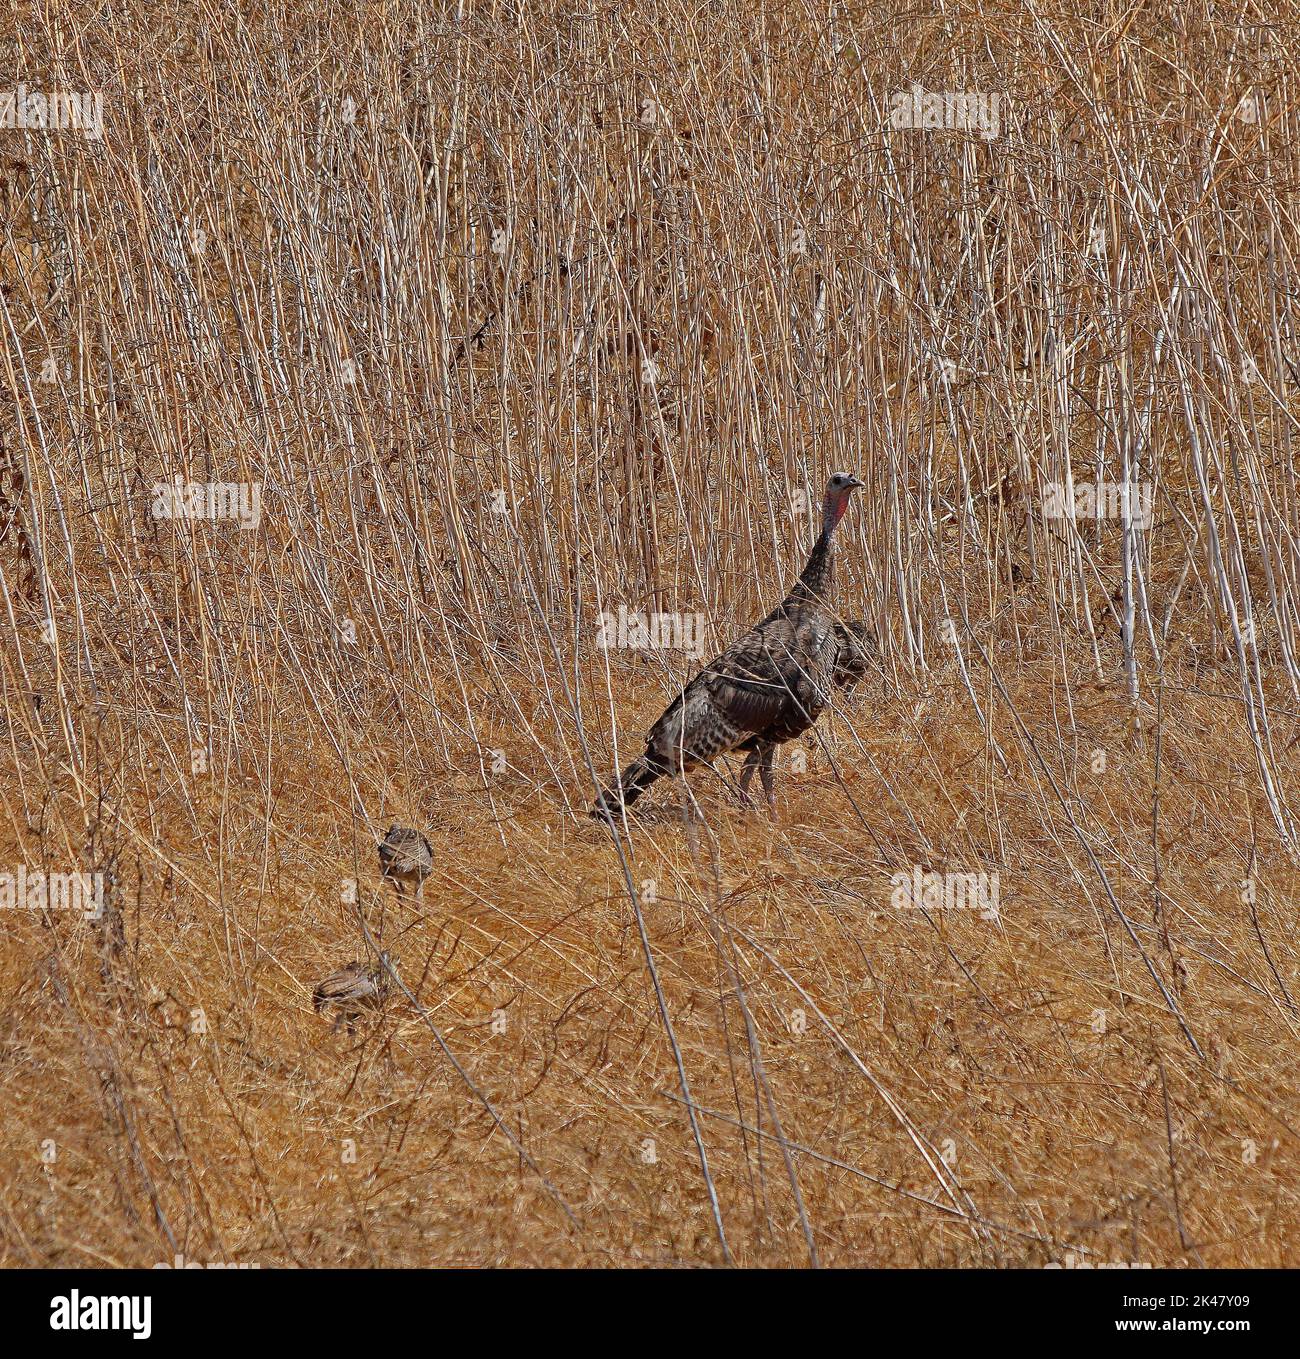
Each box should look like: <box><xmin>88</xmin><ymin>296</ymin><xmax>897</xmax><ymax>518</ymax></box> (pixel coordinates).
<box><xmin>1</xmin><ymin>0</ymin><xmax>1299</xmax><ymax>1270</ymax></box>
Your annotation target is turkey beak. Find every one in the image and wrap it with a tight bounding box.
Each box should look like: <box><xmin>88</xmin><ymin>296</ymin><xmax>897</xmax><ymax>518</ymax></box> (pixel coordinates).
<box><xmin>847</xmin><ymin>475</ymin><xmax>865</xmax><ymax>490</ymax></box>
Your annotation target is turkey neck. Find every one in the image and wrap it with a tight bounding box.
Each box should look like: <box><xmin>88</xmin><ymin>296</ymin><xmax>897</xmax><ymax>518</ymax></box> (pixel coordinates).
<box><xmin>785</xmin><ymin>516</ymin><xmax>839</xmax><ymax>613</ymax></box>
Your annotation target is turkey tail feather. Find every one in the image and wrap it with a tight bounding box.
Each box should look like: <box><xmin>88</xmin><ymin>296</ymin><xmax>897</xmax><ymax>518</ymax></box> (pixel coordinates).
<box><xmin>591</xmin><ymin>754</ymin><xmax>663</xmax><ymax>820</ymax></box>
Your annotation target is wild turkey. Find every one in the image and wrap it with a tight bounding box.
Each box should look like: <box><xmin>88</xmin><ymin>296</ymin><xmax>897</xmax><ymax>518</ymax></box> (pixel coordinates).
<box><xmin>312</xmin><ymin>954</ymin><xmax>391</xmax><ymax>1034</ymax></box>
<box><xmin>592</xmin><ymin>471</ymin><xmax>865</xmax><ymax>821</ymax></box>
<box><xmin>377</xmin><ymin>825</ymin><xmax>433</xmax><ymax>901</ymax></box>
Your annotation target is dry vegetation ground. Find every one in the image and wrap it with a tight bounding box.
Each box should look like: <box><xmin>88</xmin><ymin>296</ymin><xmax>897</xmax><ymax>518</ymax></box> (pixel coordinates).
<box><xmin>1</xmin><ymin>1</ymin><xmax>1299</xmax><ymax>1268</ymax></box>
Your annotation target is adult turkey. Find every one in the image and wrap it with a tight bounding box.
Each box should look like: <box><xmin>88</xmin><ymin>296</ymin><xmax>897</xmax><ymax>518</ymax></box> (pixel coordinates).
<box><xmin>591</xmin><ymin>471</ymin><xmax>865</xmax><ymax>822</ymax></box>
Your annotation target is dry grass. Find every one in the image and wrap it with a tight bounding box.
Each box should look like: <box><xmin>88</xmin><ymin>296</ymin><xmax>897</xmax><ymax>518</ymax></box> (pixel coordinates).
<box><xmin>1</xmin><ymin>0</ymin><xmax>1299</xmax><ymax>1267</ymax></box>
